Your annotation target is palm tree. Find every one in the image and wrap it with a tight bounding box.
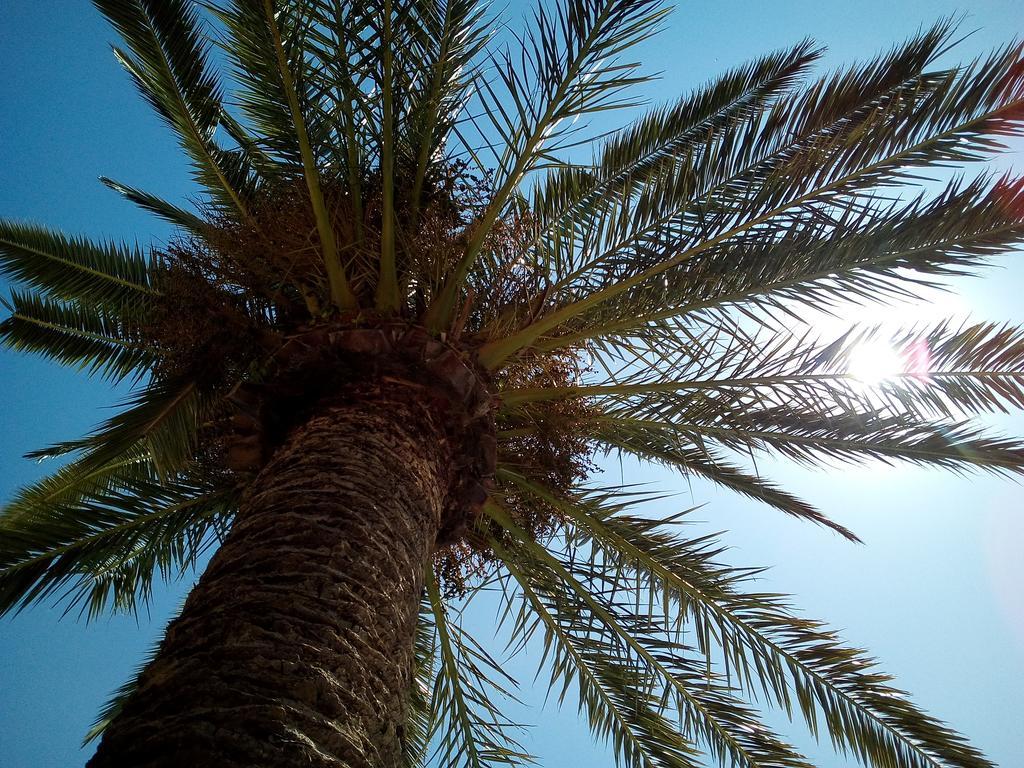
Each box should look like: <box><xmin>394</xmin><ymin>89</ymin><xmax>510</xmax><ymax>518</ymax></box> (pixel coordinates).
<box><xmin>3</xmin><ymin>0</ymin><xmax>1024</xmax><ymax>765</ymax></box>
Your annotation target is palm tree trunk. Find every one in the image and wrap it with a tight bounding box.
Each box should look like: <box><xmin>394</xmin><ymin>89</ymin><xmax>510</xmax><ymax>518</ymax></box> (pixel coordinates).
<box><xmin>87</xmin><ymin>398</ymin><xmax>451</xmax><ymax>768</ymax></box>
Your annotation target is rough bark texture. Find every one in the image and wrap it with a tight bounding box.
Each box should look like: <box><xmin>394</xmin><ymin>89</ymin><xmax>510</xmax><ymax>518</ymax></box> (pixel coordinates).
<box><xmin>87</xmin><ymin>397</ymin><xmax>450</xmax><ymax>768</ymax></box>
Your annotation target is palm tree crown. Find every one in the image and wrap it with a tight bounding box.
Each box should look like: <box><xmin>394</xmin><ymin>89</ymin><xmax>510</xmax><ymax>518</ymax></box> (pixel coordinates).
<box><xmin>3</xmin><ymin>1</ymin><xmax>1024</xmax><ymax>766</ymax></box>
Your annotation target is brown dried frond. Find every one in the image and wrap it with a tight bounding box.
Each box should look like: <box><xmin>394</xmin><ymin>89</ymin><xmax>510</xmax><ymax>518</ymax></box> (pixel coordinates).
<box><xmin>201</xmin><ymin>180</ymin><xmax>339</xmax><ymax>316</ymax></box>
<box><xmin>463</xmin><ymin>204</ymin><xmax>548</xmax><ymax>341</ymax></box>
<box><xmin>434</xmin><ymin>348</ymin><xmax>598</xmax><ymax>595</ymax></box>
<box><xmin>432</xmin><ymin>539</ymin><xmax>494</xmax><ymax>598</ymax></box>
<box><xmin>403</xmin><ymin>162</ymin><xmax>495</xmax><ymax>311</ymax></box>
<box><xmin>498</xmin><ymin>350</ymin><xmax>598</xmax><ymax>531</ymax></box>
<box><xmin>142</xmin><ymin>240</ymin><xmax>270</xmax><ymax>390</ymax></box>
<box><xmin>195</xmin><ymin>162</ymin><xmax>494</xmax><ymax>316</ymax></box>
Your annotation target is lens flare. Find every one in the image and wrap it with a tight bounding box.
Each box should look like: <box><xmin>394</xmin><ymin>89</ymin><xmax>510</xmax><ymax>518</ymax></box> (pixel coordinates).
<box><xmin>847</xmin><ymin>341</ymin><xmax>906</xmax><ymax>385</ymax></box>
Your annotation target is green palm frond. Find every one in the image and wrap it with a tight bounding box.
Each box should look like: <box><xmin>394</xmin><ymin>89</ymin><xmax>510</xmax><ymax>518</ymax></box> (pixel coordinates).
<box><xmin>405</xmin><ymin>598</ymin><xmax>439</xmax><ymax>768</ymax></box>
<box><xmin>0</xmin><ymin>220</ymin><xmax>156</xmax><ymax>308</ymax></box>
<box><xmin>478</xmin><ymin>25</ymin><xmax>1024</xmax><ymax>365</ymax></box>
<box><xmin>551</xmin><ymin>25</ymin><xmax>983</xmax><ymax>296</ymax></box>
<box><xmin>93</xmin><ymin>0</ymin><xmax>256</xmax><ymax>218</ymax></box>
<box><xmin>404</xmin><ymin>0</ymin><xmax>491</xmax><ymax>219</ymax></box>
<box><xmin>524</xmin><ymin>41</ymin><xmax>822</xmax><ymax>281</ymax></box>
<box><xmin>863</xmin><ymin>321</ymin><xmax>1024</xmax><ymax>416</ymax></box>
<box><xmin>2</xmin><ymin>451</ymin><xmax>149</xmax><ymax>519</ymax></box>
<box><xmin>510</xmin><ymin>320</ymin><xmax>1024</xmax><ymax>421</ymax></box>
<box><xmin>496</xmin><ymin>480</ymin><xmax>994</xmax><ymax>768</ymax></box>
<box><xmin>374</xmin><ymin>0</ymin><xmax>400</xmax><ymax>310</ymax></box>
<box><xmin>425</xmin><ymin>571</ymin><xmax>533</xmax><ymax>768</ymax></box>
<box><xmin>210</xmin><ymin>0</ymin><xmax>312</xmax><ymax>165</ymax></box>
<box><xmin>99</xmin><ymin>176</ymin><xmax>209</xmax><ymax>236</ymax></box>
<box><xmin>59</xmin><ymin>378</ymin><xmax>207</xmax><ymax>478</ymax></box>
<box><xmin>493</xmin><ymin>536</ymin><xmax>706</xmax><ymax>768</ymax></box>
<box><xmin>428</xmin><ymin>0</ymin><xmax>669</xmax><ymax>326</ymax></box>
<box><xmin>500</xmin><ymin>320</ymin><xmax>1024</xmax><ymax>498</ymax></box>
<box><xmin>300</xmin><ymin>1</ymin><xmax>373</xmax><ymax>239</ymax></box>
<box><xmin>520</xmin><ymin>19</ymin><xmax>958</xmax><ymax>294</ymax></box>
<box><xmin>488</xmin><ymin>499</ymin><xmax>814</xmax><ymax>768</ymax></box>
<box><xmin>589</xmin><ymin>406</ymin><xmax>1024</xmax><ymax>474</ymax></box>
<box><xmin>267</xmin><ymin>0</ymin><xmax>355</xmax><ymax>308</ymax></box>
<box><xmin>0</xmin><ymin>291</ymin><xmax>152</xmax><ymax>381</ymax></box>
<box><xmin>570</xmin><ymin>175</ymin><xmax>1024</xmax><ymax>346</ymax></box>
<box><xmin>213</xmin><ymin>0</ymin><xmax>358</xmax><ymax>309</ymax></box>
<box><xmin>216</xmin><ymin>107</ymin><xmax>282</xmax><ymax>182</ymax></box>
<box><xmin>570</xmin><ymin>427</ymin><xmax>859</xmax><ymax>540</ymax></box>
<box><xmin>0</xmin><ymin>471</ymin><xmax>234</xmax><ymax>619</ymax></box>
<box><xmin>691</xmin><ymin>320</ymin><xmax>1024</xmax><ymax>420</ymax></box>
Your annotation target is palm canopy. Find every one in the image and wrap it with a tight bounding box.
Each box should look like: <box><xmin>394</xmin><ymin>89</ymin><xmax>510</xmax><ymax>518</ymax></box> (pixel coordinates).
<box><xmin>2</xmin><ymin>1</ymin><xmax>1024</xmax><ymax>766</ymax></box>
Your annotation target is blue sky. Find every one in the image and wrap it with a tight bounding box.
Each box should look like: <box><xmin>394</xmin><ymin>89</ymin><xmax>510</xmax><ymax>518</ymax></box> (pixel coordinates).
<box><xmin>2</xmin><ymin>1</ymin><xmax>1023</xmax><ymax>766</ymax></box>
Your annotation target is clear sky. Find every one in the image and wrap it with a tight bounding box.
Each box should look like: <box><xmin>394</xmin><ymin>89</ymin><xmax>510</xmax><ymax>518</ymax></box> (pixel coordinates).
<box><xmin>2</xmin><ymin>1</ymin><xmax>1023</xmax><ymax>766</ymax></box>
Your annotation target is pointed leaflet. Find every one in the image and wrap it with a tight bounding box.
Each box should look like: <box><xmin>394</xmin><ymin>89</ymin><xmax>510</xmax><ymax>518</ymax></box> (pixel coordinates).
<box><xmin>99</xmin><ymin>177</ymin><xmax>208</xmax><ymax>236</ymax></box>
<box><xmin>505</xmin><ymin>479</ymin><xmax>994</xmax><ymax>768</ymax></box>
<box><xmin>0</xmin><ymin>291</ymin><xmax>152</xmax><ymax>382</ymax></box>
<box><xmin>425</xmin><ymin>571</ymin><xmax>532</xmax><ymax>768</ymax></box>
<box><xmin>0</xmin><ymin>475</ymin><xmax>234</xmax><ymax>619</ymax></box>
<box><xmin>427</xmin><ymin>0</ymin><xmax>668</xmax><ymax>327</ymax></box>
<box><xmin>526</xmin><ymin>41</ymin><xmax>821</xmax><ymax>278</ymax></box>
<box><xmin>488</xmin><ymin>500</ymin><xmax>813</xmax><ymax>768</ymax></box>
<box><xmin>0</xmin><ymin>220</ymin><xmax>156</xmax><ymax>308</ymax></box>
<box><xmin>93</xmin><ymin>0</ymin><xmax>255</xmax><ymax>217</ymax></box>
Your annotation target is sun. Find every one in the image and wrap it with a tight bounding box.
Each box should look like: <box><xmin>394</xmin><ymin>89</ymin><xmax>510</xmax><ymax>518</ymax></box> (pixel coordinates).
<box><xmin>846</xmin><ymin>340</ymin><xmax>906</xmax><ymax>385</ymax></box>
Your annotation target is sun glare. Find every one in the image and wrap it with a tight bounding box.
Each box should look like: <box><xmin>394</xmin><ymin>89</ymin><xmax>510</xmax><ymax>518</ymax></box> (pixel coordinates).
<box><xmin>847</xmin><ymin>341</ymin><xmax>906</xmax><ymax>385</ymax></box>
